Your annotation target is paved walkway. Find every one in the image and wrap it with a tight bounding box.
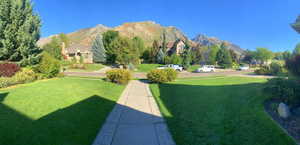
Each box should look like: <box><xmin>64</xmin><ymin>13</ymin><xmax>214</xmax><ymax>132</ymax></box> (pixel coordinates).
<box><xmin>92</xmin><ymin>80</ymin><xmax>175</xmax><ymax>145</ymax></box>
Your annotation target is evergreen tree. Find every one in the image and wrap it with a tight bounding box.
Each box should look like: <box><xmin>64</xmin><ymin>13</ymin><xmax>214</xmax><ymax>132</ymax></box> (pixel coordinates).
<box><xmin>292</xmin><ymin>15</ymin><xmax>300</xmax><ymax>34</ymax></box>
<box><xmin>293</xmin><ymin>43</ymin><xmax>300</xmax><ymax>56</ymax></box>
<box><xmin>92</xmin><ymin>35</ymin><xmax>106</xmax><ymax>63</ymax></box>
<box><xmin>150</xmin><ymin>40</ymin><xmax>160</xmax><ymax>63</ymax></box>
<box><xmin>182</xmin><ymin>49</ymin><xmax>192</xmax><ymax>69</ymax></box>
<box><xmin>216</xmin><ymin>46</ymin><xmax>233</xmax><ymax>68</ymax></box>
<box><xmin>0</xmin><ymin>0</ymin><xmax>41</xmax><ymax>66</ymax></box>
<box><xmin>156</xmin><ymin>48</ymin><xmax>165</xmax><ymax>64</ymax></box>
<box><xmin>161</xmin><ymin>31</ymin><xmax>167</xmax><ymax>53</ymax></box>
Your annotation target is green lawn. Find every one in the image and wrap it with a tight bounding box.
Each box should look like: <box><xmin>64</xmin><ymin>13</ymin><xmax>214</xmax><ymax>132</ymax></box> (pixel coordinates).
<box><xmin>187</xmin><ymin>65</ymin><xmax>200</xmax><ymax>72</ymax></box>
<box><xmin>0</xmin><ymin>77</ymin><xmax>125</xmax><ymax>145</ymax></box>
<box><xmin>150</xmin><ymin>77</ymin><xmax>296</xmax><ymax>145</ymax></box>
<box><xmin>65</xmin><ymin>63</ymin><xmax>105</xmax><ymax>72</ymax></box>
<box><xmin>136</xmin><ymin>64</ymin><xmax>161</xmax><ymax>72</ymax></box>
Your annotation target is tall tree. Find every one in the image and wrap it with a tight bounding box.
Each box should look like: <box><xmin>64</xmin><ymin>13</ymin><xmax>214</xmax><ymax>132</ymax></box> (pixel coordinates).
<box><xmin>254</xmin><ymin>47</ymin><xmax>274</xmax><ymax>65</ymax></box>
<box><xmin>182</xmin><ymin>48</ymin><xmax>192</xmax><ymax>69</ymax></box>
<box><xmin>216</xmin><ymin>46</ymin><xmax>233</xmax><ymax>68</ymax></box>
<box><xmin>156</xmin><ymin>48</ymin><xmax>165</xmax><ymax>64</ymax></box>
<box><xmin>43</xmin><ymin>36</ymin><xmax>62</xmax><ymax>60</ymax></box>
<box><xmin>293</xmin><ymin>43</ymin><xmax>300</xmax><ymax>55</ymax></box>
<box><xmin>161</xmin><ymin>31</ymin><xmax>167</xmax><ymax>53</ymax></box>
<box><xmin>208</xmin><ymin>45</ymin><xmax>220</xmax><ymax>65</ymax></box>
<box><xmin>0</xmin><ymin>0</ymin><xmax>41</xmax><ymax>66</ymax></box>
<box><xmin>150</xmin><ymin>40</ymin><xmax>160</xmax><ymax>63</ymax></box>
<box><xmin>229</xmin><ymin>49</ymin><xmax>238</xmax><ymax>63</ymax></box>
<box><xmin>132</xmin><ymin>36</ymin><xmax>145</xmax><ymax>56</ymax></box>
<box><xmin>291</xmin><ymin>15</ymin><xmax>300</xmax><ymax>34</ymax></box>
<box><xmin>102</xmin><ymin>30</ymin><xmax>119</xmax><ymax>63</ymax></box>
<box><xmin>92</xmin><ymin>35</ymin><xmax>106</xmax><ymax>63</ymax></box>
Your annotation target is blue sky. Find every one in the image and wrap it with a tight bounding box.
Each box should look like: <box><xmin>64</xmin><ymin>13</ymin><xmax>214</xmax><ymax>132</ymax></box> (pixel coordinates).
<box><xmin>33</xmin><ymin>0</ymin><xmax>300</xmax><ymax>52</ymax></box>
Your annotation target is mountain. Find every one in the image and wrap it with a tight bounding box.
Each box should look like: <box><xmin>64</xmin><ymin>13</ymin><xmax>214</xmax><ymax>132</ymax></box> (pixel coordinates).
<box><xmin>37</xmin><ymin>21</ymin><xmax>245</xmax><ymax>55</ymax></box>
<box><xmin>192</xmin><ymin>34</ymin><xmax>245</xmax><ymax>55</ymax></box>
<box><xmin>37</xmin><ymin>21</ymin><xmax>188</xmax><ymax>47</ymax></box>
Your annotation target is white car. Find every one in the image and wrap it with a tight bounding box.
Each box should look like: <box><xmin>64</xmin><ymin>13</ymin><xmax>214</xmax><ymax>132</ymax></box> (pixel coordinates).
<box><xmin>157</xmin><ymin>64</ymin><xmax>183</xmax><ymax>71</ymax></box>
<box><xmin>196</xmin><ymin>65</ymin><xmax>215</xmax><ymax>73</ymax></box>
<box><xmin>238</xmin><ymin>66</ymin><xmax>250</xmax><ymax>71</ymax></box>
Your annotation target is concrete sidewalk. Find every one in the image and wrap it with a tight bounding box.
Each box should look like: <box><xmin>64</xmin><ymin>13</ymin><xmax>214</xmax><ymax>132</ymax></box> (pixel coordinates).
<box><xmin>92</xmin><ymin>80</ymin><xmax>176</xmax><ymax>145</ymax></box>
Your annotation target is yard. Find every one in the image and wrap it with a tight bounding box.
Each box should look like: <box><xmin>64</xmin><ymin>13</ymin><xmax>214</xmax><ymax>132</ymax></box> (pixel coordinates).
<box><xmin>136</xmin><ymin>64</ymin><xmax>161</xmax><ymax>72</ymax></box>
<box><xmin>0</xmin><ymin>77</ymin><xmax>125</xmax><ymax>145</ymax></box>
<box><xmin>65</xmin><ymin>63</ymin><xmax>105</xmax><ymax>72</ymax></box>
<box><xmin>150</xmin><ymin>77</ymin><xmax>297</xmax><ymax>145</ymax></box>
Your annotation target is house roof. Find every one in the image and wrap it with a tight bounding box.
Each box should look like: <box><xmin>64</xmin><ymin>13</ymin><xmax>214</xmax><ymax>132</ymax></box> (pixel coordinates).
<box><xmin>64</xmin><ymin>43</ymin><xmax>91</xmax><ymax>54</ymax></box>
<box><xmin>167</xmin><ymin>41</ymin><xmax>175</xmax><ymax>49</ymax></box>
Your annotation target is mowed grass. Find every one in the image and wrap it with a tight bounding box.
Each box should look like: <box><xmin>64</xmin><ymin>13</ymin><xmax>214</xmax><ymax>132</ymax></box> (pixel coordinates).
<box><xmin>136</xmin><ymin>64</ymin><xmax>161</xmax><ymax>72</ymax></box>
<box><xmin>66</xmin><ymin>63</ymin><xmax>105</xmax><ymax>72</ymax></box>
<box><xmin>150</xmin><ymin>77</ymin><xmax>296</xmax><ymax>145</ymax></box>
<box><xmin>0</xmin><ymin>77</ymin><xmax>125</xmax><ymax>145</ymax></box>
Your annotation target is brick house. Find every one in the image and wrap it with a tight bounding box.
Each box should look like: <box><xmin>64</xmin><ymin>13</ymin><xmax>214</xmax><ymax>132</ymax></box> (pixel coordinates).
<box><xmin>166</xmin><ymin>40</ymin><xmax>186</xmax><ymax>55</ymax></box>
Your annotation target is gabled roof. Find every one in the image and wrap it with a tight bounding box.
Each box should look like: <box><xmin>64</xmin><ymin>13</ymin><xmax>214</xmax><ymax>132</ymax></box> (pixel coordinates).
<box><xmin>64</xmin><ymin>43</ymin><xmax>91</xmax><ymax>54</ymax></box>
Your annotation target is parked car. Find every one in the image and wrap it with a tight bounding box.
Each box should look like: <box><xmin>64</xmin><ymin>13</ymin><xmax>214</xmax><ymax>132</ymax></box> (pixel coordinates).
<box><xmin>238</xmin><ymin>65</ymin><xmax>250</xmax><ymax>71</ymax></box>
<box><xmin>196</xmin><ymin>65</ymin><xmax>215</xmax><ymax>73</ymax></box>
<box><xmin>157</xmin><ymin>64</ymin><xmax>183</xmax><ymax>71</ymax></box>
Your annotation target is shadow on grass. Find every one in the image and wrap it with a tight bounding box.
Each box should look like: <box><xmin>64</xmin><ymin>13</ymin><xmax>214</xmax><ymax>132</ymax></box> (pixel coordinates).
<box><xmin>153</xmin><ymin>82</ymin><xmax>296</xmax><ymax>145</ymax></box>
<box><xmin>0</xmin><ymin>93</ymin><xmax>116</xmax><ymax>145</ymax></box>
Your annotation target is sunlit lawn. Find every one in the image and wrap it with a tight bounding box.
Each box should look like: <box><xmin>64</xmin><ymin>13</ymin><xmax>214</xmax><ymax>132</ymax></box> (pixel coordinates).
<box><xmin>136</xmin><ymin>63</ymin><xmax>161</xmax><ymax>72</ymax></box>
<box><xmin>0</xmin><ymin>77</ymin><xmax>125</xmax><ymax>145</ymax></box>
<box><xmin>65</xmin><ymin>63</ymin><xmax>105</xmax><ymax>72</ymax></box>
<box><xmin>150</xmin><ymin>77</ymin><xmax>296</xmax><ymax>145</ymax></box>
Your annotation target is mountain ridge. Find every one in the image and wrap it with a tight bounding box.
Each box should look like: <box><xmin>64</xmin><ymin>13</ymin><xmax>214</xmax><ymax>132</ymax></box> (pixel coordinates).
<box><xmin>37</xmin><ymin>21</ymin><xmax>245</xmax><ymax>55</ymax></box>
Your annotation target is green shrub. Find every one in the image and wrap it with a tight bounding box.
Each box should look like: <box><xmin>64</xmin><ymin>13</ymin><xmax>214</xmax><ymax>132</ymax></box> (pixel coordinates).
<box><xmin>264</xmin><ymin>78</ymin><xmax>300</xmax><ymax>106</ymax></box>
<box><xmin>13</xmin><ymin>68</ymin><xmax>37</xmax><ymax>84</ymax></box>
<box><xmin>147</xmin><ymin>69</ymin><xmax>178</xmax><ymax>83</ymax></box>
<box><xmin>106</xmin><ymin>69</ymin><xmax>132</xmax><ymax>84</ymax></box>
<box><xmin>34</xmin><ymin>52</ymin><xmax>61</xmax><ymax>78</ymax></box>
<box><xmin>147</xmin><ymin>69</ymin><xmax>168</xmax><ymax>83</ymax></box>
<box><xmin>0</xmin><ymin>77</ymin><xmax>16</xmax><ymax>88</ymax></box>
<box><xmin>164</xmin><ymin>68</ymin><xmax>178</xmax><ymax>82</ymax></box>
<box><xmin>255</xmin><ymin>62</ymin><xmax>285</xmax><ymax>76</ymax></box>
<box><xmin>269</xmin><ymin>62</ymin><xmax>284</xmax><ymax>75</ymax></box>
<box><xmin>254</xmin><ymin>66</ymin><xmax>270</xmax><ymax>75</ymax></box>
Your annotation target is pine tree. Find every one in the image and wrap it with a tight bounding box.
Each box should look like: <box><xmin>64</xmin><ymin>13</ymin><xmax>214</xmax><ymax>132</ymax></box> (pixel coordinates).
<box><xmin>92</xmin><ymin>35</ymin><xmax>106</xmax><ymax>63</ymax></box>
<box><xmin>0</xmin><ymin>0</ymin><xmax>41</xmax><ymax>66</ymax></box>
<box><xmin>161</xmin><ymin>31</ymin><xmax>167</xmax><ymax>53</ymax></box>
<box><xmin>150</xmin><ymin>40</ymin><xmax>160</xmax><ymax>63</ymax></box>
<box><xmin>156</xmin><ymin>48</ymin><xmax>165</xmax><ymax>64</ymax></box>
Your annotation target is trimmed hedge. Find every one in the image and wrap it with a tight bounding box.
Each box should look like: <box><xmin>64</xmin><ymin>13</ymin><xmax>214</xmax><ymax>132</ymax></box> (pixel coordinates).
<box><xmin>147</xmin><ymin>68</ymin><xmax>178</xmax><ymax>83</ymax></box>
<box><xmin>106</xmin><ymin>69</ymin><xmax>132</xmax><ymax>85</ymax></box>
<box><xmin>0</xmin><ymin>62</ymin><xmax>20</xmax><ymax>77</ymax></box>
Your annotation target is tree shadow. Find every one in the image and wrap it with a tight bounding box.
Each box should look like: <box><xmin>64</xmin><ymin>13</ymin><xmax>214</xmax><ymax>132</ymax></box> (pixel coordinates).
<box><xmin>0</xmin><ymin>91</ymin><xmax>165</xmax><ymax>145</ymax></box>
<box><xmin>0</xmin><ymin>94</ymin><xmax>116</xmax><ymax>145</ymax></box>
<box><xmin>154</xmin><ymin>82</ymin><xmax>296</xmax><ymax>145</ymax></box>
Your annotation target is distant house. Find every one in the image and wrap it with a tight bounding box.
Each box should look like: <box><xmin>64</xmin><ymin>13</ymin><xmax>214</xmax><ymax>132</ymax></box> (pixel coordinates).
<box><xmin>166</xmin><ymin>40</ymin><xmax>186</xmax><ymax>55</ymax></box>
<box><xmin>62</xmin><ymin>43</ymin><xmax>93</xmax><ymax>63</ymax></box>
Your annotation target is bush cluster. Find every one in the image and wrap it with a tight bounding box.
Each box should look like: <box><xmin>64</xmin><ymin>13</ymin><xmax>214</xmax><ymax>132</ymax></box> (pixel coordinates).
<box><xmin>147</xmin><ymin>68</ymin><xmax>178</xmax><ymax>83</ymax></box>
<box><xmin>106</xmin><ymin>69</ymin><xmax>132</xmax><ymax>84</ymax></box>
<box><xmin>254</xmin><ymin>62</ymin><xmax>285</xmax><ymax>76</ymax></box>
<box><xmin>0</xmin><ymin>68</ymin><xmax>38</xmax><ymax>89</ymax></box>
<box><xmin>33</xmin><ymin>52</ymin><xmax>61</xmax><ymax>78</ymax></box>
<box><xmin>264</xmin><ymin>78</ymin><xmax>300</xmax><ymax>107</ymax></box>
<box><xmin>0</xmin><ymin>63</ymin><xmax>20</xmax><ymax>77</ymax></box>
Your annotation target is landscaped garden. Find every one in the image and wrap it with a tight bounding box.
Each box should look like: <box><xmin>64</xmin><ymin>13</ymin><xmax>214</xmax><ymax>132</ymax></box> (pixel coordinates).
<box><xmin>64</xmin><ymin>63</ymin><xmax>105</xmax><ymax>72</ymax></box>
<box><xmin>150</xmin><ymin>77</ymin><xmax>297</xmax><ymax>145</ymax></box>
<box><xmin>0</xmin><ymin>77</ymin><xmax>125</xmax><ymax>145</ymax></box>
